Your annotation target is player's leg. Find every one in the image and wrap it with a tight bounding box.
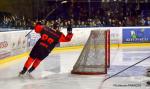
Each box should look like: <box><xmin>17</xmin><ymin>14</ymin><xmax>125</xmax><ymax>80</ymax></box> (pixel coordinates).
<box><xmin>28</xmin><ymin>58</ymin><xmax>42</xmax><ymax>73</ymax></box>
<box><xmin>27</xmin><ymin>49</ymin><xmax>49</xmax><ymax>74</ymax></box>
<box><xmin>19</xmin><ymin>44</ymin><xmax>39</xmax><ymax>76</ymax></box>
<box><xmin>24</xmin><ymin>58</ymin><xmax>42</xmax><ymax>78</ymax></box>
<box><xmin>19</xmin><ymin>57</ymin><xmax>35</xmax><ymax>76</ymax></box>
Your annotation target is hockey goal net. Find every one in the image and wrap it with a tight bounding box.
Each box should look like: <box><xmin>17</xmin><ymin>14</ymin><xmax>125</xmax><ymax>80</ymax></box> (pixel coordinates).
<box><xmin>71</xmin><ymin>30</ymin><xmax>110</xmax><ymax>75</ymax></box>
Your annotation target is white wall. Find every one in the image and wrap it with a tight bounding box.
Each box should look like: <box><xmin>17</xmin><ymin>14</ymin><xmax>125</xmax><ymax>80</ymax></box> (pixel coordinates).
<box><xmin>0</xmin><ymin>26</ymin><xmax>150</xmax><ymax>59</ymax></box>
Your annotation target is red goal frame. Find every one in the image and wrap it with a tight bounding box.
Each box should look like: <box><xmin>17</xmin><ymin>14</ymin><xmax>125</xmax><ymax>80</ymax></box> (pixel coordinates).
<box><xmin>71</xmin><ymin>30</ymin><xmax>110</xmax><ymax>75</ymax></box>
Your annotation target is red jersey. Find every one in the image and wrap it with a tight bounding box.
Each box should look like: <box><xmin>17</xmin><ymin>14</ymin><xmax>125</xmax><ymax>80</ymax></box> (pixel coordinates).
<box><xmin>34</xmin><ymin>24</ymin><xmax>73</xmax><ymax>52</ymax></box>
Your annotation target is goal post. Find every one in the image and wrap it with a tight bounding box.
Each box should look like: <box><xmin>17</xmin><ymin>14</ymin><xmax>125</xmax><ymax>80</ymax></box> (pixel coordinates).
<box><xmin>71</xmin><ymin>30</ymin><xmax>110</xmax><ymax>75</ymax></box>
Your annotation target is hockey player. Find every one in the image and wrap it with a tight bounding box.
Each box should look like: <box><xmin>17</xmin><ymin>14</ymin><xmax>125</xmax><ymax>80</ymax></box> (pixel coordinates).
<box><xmin>19</xmin><ymin>21</ymin><xmax>73</xmax><ymax>77</ymax></box>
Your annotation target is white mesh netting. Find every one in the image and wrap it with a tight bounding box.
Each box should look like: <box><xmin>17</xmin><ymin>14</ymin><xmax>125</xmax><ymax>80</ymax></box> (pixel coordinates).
<box><xmin>71</xmin><ymin>30</ymin><xmax>110</xmax><ymax>75</ymax></box>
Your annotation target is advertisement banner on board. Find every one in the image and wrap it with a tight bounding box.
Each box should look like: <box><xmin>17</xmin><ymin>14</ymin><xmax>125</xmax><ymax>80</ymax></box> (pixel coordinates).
<box><xmin>123</xmin><ymin>28</ymin><xmax>150</xmax><ymax>43</ymax></box>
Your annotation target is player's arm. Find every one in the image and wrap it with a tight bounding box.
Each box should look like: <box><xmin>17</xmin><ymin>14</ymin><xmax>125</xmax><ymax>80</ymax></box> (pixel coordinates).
<box><xmin>34</xmin><ymin>22</ymin><xmax>44</xmax><ymax>33</ymax></box>
<box><xmin>59</xmin><ymin>21</ymin><xmax>73</xmax><ymax>42</ymax></box>
<box><xmin>59</xmin><ymin>33</ymin><xmax>73</xmax><ymax>42</ymax></box>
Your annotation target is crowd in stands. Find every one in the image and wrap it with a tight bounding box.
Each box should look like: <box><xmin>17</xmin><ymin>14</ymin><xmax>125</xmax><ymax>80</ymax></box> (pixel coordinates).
<box><xmin>0</xmin><ymin>2</ymin><xmax>150</xmax><ymax>30</ymax></box>
<box><xmin>0</xmin><ymin>14</ymin><xmax>33</xmax><ymax>30</ymax></box>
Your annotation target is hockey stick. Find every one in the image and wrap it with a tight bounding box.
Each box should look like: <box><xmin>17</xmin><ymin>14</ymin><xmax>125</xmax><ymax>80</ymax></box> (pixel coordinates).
<box><xmin>25</xmin><ymin>0</ymin><xmax>67</xmax><ymax>37</ymax></box>
<box><xmin>44</xmin><ymin>1</ymin><xmax>67</xmax><ymax>21</ymax></box>
<box><xmin>99</xmin><ymin>55</ymin><xmax>150</xmax><ymax>89</ymax></box>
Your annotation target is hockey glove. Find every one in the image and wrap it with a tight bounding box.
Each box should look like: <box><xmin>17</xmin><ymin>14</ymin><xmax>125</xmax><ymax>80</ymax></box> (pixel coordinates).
<box><xmin>67</xmin><ymin>21</ymin><xmax>72</xmax><ymax>34</ymax></box>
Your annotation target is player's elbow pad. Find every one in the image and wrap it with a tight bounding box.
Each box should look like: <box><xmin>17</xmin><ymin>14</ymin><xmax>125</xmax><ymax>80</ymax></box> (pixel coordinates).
<box><xmin>66</xmin><ymin>33</ymin><xmax>73</xmax><ymax>41</ymax></box>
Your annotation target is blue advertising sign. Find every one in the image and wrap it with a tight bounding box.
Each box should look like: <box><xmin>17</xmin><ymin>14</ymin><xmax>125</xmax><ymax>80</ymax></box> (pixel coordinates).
<box><xmin>123</xmin><ymin>28</ymin><xmax>150</xmax><ymax>43</ymax></box>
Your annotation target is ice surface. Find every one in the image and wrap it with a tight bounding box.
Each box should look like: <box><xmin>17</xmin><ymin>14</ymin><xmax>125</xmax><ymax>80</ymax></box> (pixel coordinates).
<box><xmin>0</xmin><ymin>47</ymin><xmax>150</xmax><ymax>89</ymax></box>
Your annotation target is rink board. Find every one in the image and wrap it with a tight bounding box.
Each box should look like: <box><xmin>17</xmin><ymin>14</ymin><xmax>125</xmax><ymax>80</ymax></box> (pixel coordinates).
<box><xmin>0</xmin><ymin>26</ymin><xmax>150</xmax><ymax>64</ymax></box>
<box><xmin>1</xmin><ymin>43</ymin><xmax>150</xmax><ymax>65</ymax></box>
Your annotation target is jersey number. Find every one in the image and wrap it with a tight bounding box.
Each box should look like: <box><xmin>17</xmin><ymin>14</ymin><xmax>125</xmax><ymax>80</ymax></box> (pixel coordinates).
<box><xmin>41</xmin><ymin>34</ymin><xmax>54</xmax><ymax>44</ymax></box>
